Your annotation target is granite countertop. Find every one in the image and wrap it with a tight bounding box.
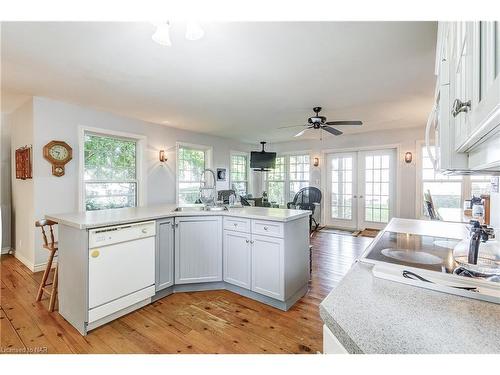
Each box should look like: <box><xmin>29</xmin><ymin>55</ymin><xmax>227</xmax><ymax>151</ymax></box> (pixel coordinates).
<box><xmin>46</xmin><ymin>204</ymin><xmax>311</xmax><ymax>229</ymax></box>
<box><xmin>319</xmin><ymin>218</ymin><xmax>500</xmax><ymax>354</ymax></box>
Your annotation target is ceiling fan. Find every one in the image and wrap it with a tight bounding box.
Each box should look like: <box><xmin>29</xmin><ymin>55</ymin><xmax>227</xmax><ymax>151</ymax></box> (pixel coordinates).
<box><xmin>279</xmin><ymin>107</ymin><xmax>363</xmax><ymax>137</ymax></box>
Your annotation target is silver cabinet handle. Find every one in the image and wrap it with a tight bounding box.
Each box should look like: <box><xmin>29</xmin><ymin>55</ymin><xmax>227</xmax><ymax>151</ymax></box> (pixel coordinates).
<box><xmin>452</xmin><ymin>98</ymin><xmax>471</xmax><ymax>117</ymax></box>
<box><xmin>233</xmin><ymin>223</ymin><xmax>238</xmax><ymax>227</ymax></box>
<box><xmin>141</xmin><ymin>228</ymin><xmax>147</xmax><ymax>234</ymax></box>
<box><xmin>175</xmin><ymin>223</ymin><xmax>179</xmax><ymax>228</ymax></box>
<box><xmin>245</xmin><ymin>239</ymin><xmax>250</xmax><ymax>243</ymax></box>
<box><xmin>250</xmin><ymin>240</ymin><xmax>254</xmax><ymax>244</ymax></box>
<box><xmin>263</xmin><ymin>226</ymin><xmax>268</xmax><ymax>231</ymax></box>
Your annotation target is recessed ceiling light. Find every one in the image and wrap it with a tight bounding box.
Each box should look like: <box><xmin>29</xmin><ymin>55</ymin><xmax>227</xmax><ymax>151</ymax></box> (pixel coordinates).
<box><xmin>185</xmin><ymin>20</ymin><xmax>204</xmax><ymax>41</ymax></box>
<box><xmin>152</xmin><ymin>22</ymin><xmax>172</xmax><ymax>47</ymax></box>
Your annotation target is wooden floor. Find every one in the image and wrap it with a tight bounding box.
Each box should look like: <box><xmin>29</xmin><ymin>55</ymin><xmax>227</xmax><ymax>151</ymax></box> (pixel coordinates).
<box><xmin>0</xmin><ymin>230</ymin><xmax>372</xmax><ymax>354</ymax></box>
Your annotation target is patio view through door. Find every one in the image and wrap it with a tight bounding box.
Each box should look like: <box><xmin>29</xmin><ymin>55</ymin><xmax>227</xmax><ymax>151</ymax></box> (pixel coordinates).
<box><xmin>325</xmin><ymin>148</ymin><xmax>397</xmax><ymax>230</ymax></box>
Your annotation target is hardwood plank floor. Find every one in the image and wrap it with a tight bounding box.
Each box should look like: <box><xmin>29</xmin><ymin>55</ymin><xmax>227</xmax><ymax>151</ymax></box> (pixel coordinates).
<box><xmin>0</xmin><ymin>230</ymin><xmax>372</xmax><ymax>354</ymax></box>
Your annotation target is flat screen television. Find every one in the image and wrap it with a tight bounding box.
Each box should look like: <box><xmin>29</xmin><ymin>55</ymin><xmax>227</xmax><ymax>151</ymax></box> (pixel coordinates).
<box><xmin>250</xmin><ymin>151</ymin><xmax>276</xmax><ymax>170</ymax></box>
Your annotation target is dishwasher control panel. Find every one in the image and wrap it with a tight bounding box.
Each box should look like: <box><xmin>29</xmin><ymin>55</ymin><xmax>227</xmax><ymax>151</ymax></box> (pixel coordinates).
<box><xmin>89</xmin><ymin>221</ymin><xmax>156</xmax><ymax>248</ymax></box>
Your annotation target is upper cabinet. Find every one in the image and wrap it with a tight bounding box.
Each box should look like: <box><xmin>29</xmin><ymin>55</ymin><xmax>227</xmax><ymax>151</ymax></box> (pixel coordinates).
<box><xmin>452</xmin><ymin>21</ymin><xmax>500</xmax><ymax>153</ymax></box>
<box><xmin>432</xmin><ymin>21</ymin><xmax>500</xmax><ymax>173</ymax></box>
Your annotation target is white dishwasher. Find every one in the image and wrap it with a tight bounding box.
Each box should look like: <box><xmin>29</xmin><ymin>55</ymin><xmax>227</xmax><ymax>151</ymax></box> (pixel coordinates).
<box><xmin>88</xmin><ymin>221</ymin><xmax>156</xmax><ymax>324</ymax></box>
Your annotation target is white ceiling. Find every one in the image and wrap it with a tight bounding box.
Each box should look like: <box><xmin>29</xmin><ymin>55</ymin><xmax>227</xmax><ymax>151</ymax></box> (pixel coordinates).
<box><xmin>1</xmin><ymin>21</ymin><xmax>437</xmax><ymax>142</ymax></box>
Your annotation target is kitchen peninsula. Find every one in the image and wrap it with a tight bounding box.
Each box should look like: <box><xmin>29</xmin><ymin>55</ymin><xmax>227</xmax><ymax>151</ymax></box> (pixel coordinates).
<box><xmin>46</xmin><ymin>205</ymin><xmax>311</xmax><ymax>335</ymax></box>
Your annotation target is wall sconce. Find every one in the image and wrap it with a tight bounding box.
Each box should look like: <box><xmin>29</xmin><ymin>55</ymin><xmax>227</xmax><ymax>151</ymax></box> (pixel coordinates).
<box><xmin>313</xmin><ymin>157</ymin><xmax>320</xmax><ymax>167</ymax></box>
<box><xmin>404</xmin><ymin>152</ymin><xmax>413</xmax><ymax>164</ymax></box>
<box><xmin>159</xmin><ymin>150</ymin><xmax>167</xmax><ymax>163</ymax></box>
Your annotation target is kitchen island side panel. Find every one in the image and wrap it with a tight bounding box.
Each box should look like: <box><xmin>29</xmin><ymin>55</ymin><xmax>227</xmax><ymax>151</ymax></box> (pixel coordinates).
<box><xmin>284</xmin><ymin>216</ymin><xmax>310</xmax><ymax>300</ymax></box>
<box><xmin>58</xmin><ymin>224</ymin><xmax>88</xmax><ymax>335</ymax></box>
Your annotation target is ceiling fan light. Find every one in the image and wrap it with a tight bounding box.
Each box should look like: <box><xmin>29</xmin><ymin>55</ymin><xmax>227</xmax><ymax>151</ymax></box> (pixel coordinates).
<box><xmin>152</xmin><ymin>22</ymin><xmax>172</xmax><ymax>46</ymax></box>
<box><xmin>185</xmin><ymin>20</ymin><xmax>204</xmax><ymax>41</ymax></box>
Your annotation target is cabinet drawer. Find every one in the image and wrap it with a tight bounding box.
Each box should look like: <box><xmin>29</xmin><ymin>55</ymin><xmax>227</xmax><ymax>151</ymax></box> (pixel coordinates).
<box><xmin>224</xmin><ymin>217</ymin><xmax>251</xmax><ymax>233</ymax></box>
<box><xmin>251</xmin><ymin>220</ymin><xmax>284</xmax><ymax>238</ymax></box>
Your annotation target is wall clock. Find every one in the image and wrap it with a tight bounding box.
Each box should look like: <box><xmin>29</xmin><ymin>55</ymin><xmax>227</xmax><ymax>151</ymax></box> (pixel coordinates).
<box><xmin>43</xmin><ymin>140</ymin><xmax>73</xmax><ymax>177</ymax></box>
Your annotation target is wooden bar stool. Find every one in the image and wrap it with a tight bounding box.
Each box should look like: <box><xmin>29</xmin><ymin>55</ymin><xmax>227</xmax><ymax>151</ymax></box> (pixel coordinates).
<box><xmin>35</xmin><ymin>219</ymin><xmax>59</xmax><ymax>312</ymax></box>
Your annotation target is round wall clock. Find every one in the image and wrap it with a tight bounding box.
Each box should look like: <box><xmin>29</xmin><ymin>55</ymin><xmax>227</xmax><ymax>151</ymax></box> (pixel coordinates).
<box><xmin>43</xmin><ymin>140</ymin><xmax>73</xmax><ymax>177</ymax></box>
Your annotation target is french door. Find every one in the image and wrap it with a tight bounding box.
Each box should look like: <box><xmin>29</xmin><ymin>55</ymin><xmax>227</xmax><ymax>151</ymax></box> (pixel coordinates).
<box><xmin>325</xmin><ymin>149</ymin><xmax>397</xmax><ymax>230</ymax></box>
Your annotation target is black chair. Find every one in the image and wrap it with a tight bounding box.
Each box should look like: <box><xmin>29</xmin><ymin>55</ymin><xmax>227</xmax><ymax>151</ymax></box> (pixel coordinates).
<box><xmin>287</xmin><ymin>187</ymin><xmax>322</xmax><ymax>231</ymax></box>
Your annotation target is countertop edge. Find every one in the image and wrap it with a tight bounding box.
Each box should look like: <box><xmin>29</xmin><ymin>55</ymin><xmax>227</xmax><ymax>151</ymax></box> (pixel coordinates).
<box><xmin>46</xmin><ymin>209</ymin><xmax>312</xmax><ymax>230</ymax></box>
<box><xmin>319</xmin><ymin>302</ymin><xmax>363</xmax><ymax>354</ymax></box>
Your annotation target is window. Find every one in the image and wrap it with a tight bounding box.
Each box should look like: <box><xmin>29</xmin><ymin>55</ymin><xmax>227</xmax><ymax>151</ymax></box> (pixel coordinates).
<box><xmin>266</xmin><ymin>156</ymin><xmax>286</xmax><ymax>205</ymax></box>
<box><xmin>177</xmin><ymin>144</ymin><xmax>211</xmax><ymax>205</ymax></box>
<box><xmin>471</xmin><ymin>175</ymin><xmax>492</xmax><ymax>196</ymax></box>
<box><xmin>266</xmin><ymin>154</ymin><xmax>310</xmax><ymax>206</ymax></box>
<box><xmin>418</xmin><ymin>145</ymin><xmax>493</xmax><ymax>218</ymax></box>
<box><xmin>84</xmin><ymin>132</ymin><xmax>138</xmax><ymax>211</ymax></box>
<box><xmin>421</xmin><ymin>146</ymin><xmax>462</xmax><ymax>214</ymax></box>
<box><xmin>289</xmin><ymin>154</ymin><xmax>310</xmax><ymax>199</ymax></box>
<box><xmin>230</xmin><ymin>153</ymin><xmax>249</xmax><ymax>196</ymax></box>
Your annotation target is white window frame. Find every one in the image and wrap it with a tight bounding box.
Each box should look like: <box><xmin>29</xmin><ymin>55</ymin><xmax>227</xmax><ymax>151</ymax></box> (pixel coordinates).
<box><xmin>229</xmin><ymin>150</ymin><xmax>251</xmax><ymax>196</ymax></box>
<box><xmin>176</xmin><ymin>142</ymin><xmax>213</xmax><ymax>206</ymax></box>
<box><xmin>265</xmin><ymin>151</ymin><xmax>311</xmax><ymax>207</ymax></box>
<box><xmin>415</xmin><ymin>141</ymin><xmax>493</xmax><ymax>219</ymax></box>
<box><xmin>78</xmin><ymin>126</ymin><xmax>147</xmax><ymax>212</ymax></box>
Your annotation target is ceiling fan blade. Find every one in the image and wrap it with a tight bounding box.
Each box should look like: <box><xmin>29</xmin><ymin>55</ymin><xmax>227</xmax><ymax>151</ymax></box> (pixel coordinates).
<box><xmin>294</xmin><ymin>128</ymin><xmax>309</xmax><ymax>137</ymax></box>
<box><xmin>321</xmin><ymin>126</ymin><xmax>343</xmax><ymax>136</ymax></box>
<box><xmin>278</xmin><ymin>124</ymin><xmax>308</xmax><ymax>129</ymax></box>
<box><xmin>325</xmin><ymin>120</ymin><xmax>363</xmax><ymax>126</ymax></box>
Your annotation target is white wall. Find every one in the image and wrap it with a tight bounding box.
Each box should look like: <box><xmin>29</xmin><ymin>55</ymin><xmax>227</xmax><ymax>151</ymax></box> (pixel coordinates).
<box><xmin>22</xmin><ymin>97</ymin><xmax>253</xmax><ymax>268</ymax></box>
<box><xmin>9</xmin><ymin>99</ymin><xmax>35</xmax><ymax>266</ymax></box>
<box><xmin>1</xmin><ymin>113</ymin><xmax>12</xmax><ymax>253</ymax></box>
<box><xmin>263</xmin><ymin>126</ymin><xmax>424</xmax><ymax>221</ymax></box>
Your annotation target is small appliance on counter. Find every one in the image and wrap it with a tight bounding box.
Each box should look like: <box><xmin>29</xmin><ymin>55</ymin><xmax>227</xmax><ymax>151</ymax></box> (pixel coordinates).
<box><xmin>359</xmin><ymin>222</ymin><xmax>500</xmax><ymax>304</ymax></box>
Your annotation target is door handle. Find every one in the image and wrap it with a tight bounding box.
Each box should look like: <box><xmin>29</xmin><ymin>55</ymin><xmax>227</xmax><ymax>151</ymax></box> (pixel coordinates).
<box><xmin>452</xmin><ymin>98</ymin><xmax>471</xmax><ymax>117</ymax></box>
<box><xmin>359</xmin><ymin>195</ymin><xmax>364</xmax><ymax>198</ymax></box>
<box><xmin>353</xmin><ymin>195</ymin><xmax>357</xmax><ymax>198</ymax></box>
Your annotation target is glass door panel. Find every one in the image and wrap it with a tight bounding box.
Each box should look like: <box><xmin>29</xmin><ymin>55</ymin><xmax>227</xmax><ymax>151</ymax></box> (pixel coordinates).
<box><xmin>325</xmin><ymin>152</ymin><xmax>357</xmax><ymax>229</ymax></box>
<box><xmin>358</xmin><ymin>149</ymin><xmax>396</xmax><ymax>230</ymax></box>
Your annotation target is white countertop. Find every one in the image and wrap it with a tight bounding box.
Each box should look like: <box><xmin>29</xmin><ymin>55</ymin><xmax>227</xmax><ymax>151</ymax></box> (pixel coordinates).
<box><xmin>46</xmin><ymin>204</ymin><xmax>311</xmax><ymax>229</ymax></box>
<box><xmin>320</xmin><ymin>218</ymin><xmax>500</xmax><ymax>354</ymax></box>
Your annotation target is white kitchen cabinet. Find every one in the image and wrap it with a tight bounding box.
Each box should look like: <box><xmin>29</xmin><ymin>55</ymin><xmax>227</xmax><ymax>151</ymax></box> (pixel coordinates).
<box><xmin>156</xmin><ymin>218</ymin><xmax>174</xmax><ymax>291</ymax></box>
<box><xmin>451</xmin><ymin>22</ymin><xmax>474</xmax><ymax>150</ymax></box>
<box><xmin>251</xmin><ymin>234</ymin><xmax>285</xmax><ymax>300</ymax></box>
<box><xmin>223</xmin><ymin>230</ymin><xmax>251</xmax><ymax>289</ymax></box>
<box><xmin>174</xmin><ymin>216</ymin><xmax>222</xmax><ymax>284</ymax></box>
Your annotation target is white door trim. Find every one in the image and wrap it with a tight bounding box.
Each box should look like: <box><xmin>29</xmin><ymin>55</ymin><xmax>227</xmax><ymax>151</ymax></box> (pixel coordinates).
<box><xmin>321</xmin><ymin>144</ymin><xmax>401</xmax><ymax>230</ymax></box>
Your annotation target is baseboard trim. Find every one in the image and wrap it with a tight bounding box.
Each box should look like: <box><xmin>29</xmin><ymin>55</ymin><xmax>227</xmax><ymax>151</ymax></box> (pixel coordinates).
<box><xmin>1</xmin><ymin>246</ymin><xmax>12</xmax><ymax>255</ymax></box>
<box><xmin>10</xmin><ymin>250</ymin><xmax>57</xmax><ymax>273</ymax></box>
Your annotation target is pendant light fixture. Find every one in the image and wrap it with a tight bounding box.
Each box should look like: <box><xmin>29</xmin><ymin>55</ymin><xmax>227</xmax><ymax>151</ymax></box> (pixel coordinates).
<box><xmin>152</xmin><ymin>22</ymin><xmax>172</xmax><ymax>46</ymax></box>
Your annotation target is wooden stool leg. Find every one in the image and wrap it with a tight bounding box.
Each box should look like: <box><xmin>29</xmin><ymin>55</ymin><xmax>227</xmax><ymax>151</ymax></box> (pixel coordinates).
<box><xmin>48</xmin><ymin>264</ymin><xmax>59</xmax><ymax>312</ymax></box>
<box><xmin>36</xmin><ymin>249</ymin><xmax>56</xmax><ymax>301</ymax></box>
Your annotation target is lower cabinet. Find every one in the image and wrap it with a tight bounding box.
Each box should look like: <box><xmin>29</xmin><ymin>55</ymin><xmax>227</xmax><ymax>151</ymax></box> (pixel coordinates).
<box><xmin>156</xmin><ymin>218</ymin><xmax>174</xmax><ymax>291</ymax></box>
<box><xmin>251</xmin><ymin>234</ymin><xmax>284</xmax><ymax>300</ymax></box>
<box><xmin>223</xmin><ymin>230</ymin><xmax>251</xmax><ymax>289</ymax></box>
<box><xmin>175</xmin><ymin>216</ymin><xmax>222</xmax><ymax>284</ymax></box>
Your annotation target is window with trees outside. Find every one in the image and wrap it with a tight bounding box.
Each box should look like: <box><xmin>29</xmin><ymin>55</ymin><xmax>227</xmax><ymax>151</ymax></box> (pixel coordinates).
<box><xmin>177</xmin><ymin>145</ymin><xmax>207</xmax><ymax>205</ymax></box>
<box><xmin>266</xmin><ymin>156</ymin><xmax>286</xmax><ymax>205</ymax></box>
<box><xmin>230</xmin><ymin>153</ymin><xmax>249</xmax><ymax>196</ymax></box>
<box><xmin>289</xmin><ymin>154</ymin><xmax>310</xmax><ymax>200</ymax></box>
<box><xmin>84</xmin><ymin>133</ymin><xmax>138</xmax><ymax>211</ymax></box>
<box><xmin>266</xmin><ymin>154</ymin><xmax>310</xmax><ymax>206</ymax></box>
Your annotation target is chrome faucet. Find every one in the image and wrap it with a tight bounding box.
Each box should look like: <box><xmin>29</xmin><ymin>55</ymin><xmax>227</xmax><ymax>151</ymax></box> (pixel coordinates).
<box><xmin>468</xmin><ymin>220</ymin><xmax>495</xmax><ymax>264</ymax></box>
<box><xmin>199</xmin><ymin>168</ymin><xmax>217</xmax><ymax>206</ymax></box>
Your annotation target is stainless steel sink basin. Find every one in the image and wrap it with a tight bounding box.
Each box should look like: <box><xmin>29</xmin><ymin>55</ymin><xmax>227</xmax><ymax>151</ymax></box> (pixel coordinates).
<box><xmin>173</xmin><ymin>205</ymin><xmax>228</xmax><ymax>212</ymax></box>
<box><xmin>204</xmin><ymin>206</ymin><xmax>228</xmax><ymax>211</ymax></box>
<box><xmin>173</xmin><ymin>206</ymin><xmax>205</xmax><ymax>212</ymax></box>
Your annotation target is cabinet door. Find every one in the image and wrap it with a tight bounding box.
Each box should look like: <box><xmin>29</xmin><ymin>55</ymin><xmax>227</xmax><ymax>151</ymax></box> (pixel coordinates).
<box><xmin>175</xmin><ymin>217</ymin><xmax>222</xmax><ymax>284</ymax></box>
<box><xmin>223</xmin><ymin>230</ymin><xmax>251</xmax><ymax>289</ymax></box>
<box><xmin>452</xmin><ymin>22</ymin><xmax>474</xmax><ymax>150</ymax></box>
<box><xmin>156</xmin><ymin>218</ymin><xmax>174</xmax><ymax>291</ymax></box>
<box><xmin>251</xmin><ymin>234</ymin><xmax>284</xmax><ymax>300</ymax></box>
